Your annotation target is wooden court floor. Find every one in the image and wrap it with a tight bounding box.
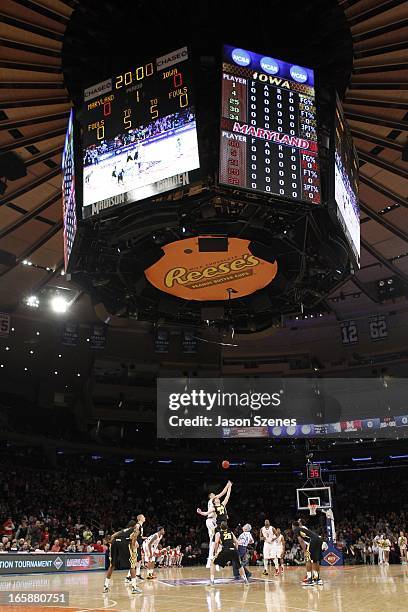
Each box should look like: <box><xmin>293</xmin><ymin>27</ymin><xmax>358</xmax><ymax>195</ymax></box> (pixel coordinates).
<box><xmin>1</xmin><ymin>564</ymin><xmax>408</xmax><ymax>611</ymax></box>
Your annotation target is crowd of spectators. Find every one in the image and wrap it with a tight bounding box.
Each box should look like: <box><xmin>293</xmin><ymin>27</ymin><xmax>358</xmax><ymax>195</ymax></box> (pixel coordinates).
<box><xmin>1</xmin><ymin>452</ymin><xmax>407</xmax><ymax>566</ymax></box>
<box><xmin>83</xmin><ymin>109</ymin><xmax>195</xmax><ymax>166</ymax></box>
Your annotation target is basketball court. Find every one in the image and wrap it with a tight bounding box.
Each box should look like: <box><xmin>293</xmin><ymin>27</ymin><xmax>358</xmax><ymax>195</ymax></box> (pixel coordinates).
<box><xmin>1</xmin><ymin>565</ymin><xmax>407</xmax><ymax>611</ymax></box>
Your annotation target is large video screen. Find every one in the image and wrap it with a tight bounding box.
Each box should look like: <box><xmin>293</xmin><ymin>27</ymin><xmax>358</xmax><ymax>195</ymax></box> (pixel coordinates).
<box><xmin>334</xmin><ymin>95</ymin><xmax>360</xmax><ymax>266</ymax></box>
<box><xmin>219</xmin><ymin>45</ymin><xmax>320</xmax><ymax>204</ymax></box>
<box><xmin>62</xmin><ymin>109</ymin><xmax>77</xmax><ymax>271</ymax></box>
<box><xmin>81</xmin><ymin>47</ymin><xmax>200</xmax><ymax>218</ymax></box>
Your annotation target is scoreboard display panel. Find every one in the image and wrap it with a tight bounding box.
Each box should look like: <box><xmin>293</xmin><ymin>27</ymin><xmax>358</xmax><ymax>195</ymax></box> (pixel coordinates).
<box><xmin>219</xmin><ymin>45</ymin><xmax>321</xmax><ymax>204</ymax></box>
<box><xmin>334</xmin><ymin>94</ymin><xmax>360</xmax><ymax>267</ymax></box>
<box><xmin>81</xmin><ymin>47</ymin><xmax>200</xmax><ymax>218</ymax></box>
<box><xmin>62</xmin><ymin>109</ymin><xmax>77</xmax><ymax>271</ymax></box>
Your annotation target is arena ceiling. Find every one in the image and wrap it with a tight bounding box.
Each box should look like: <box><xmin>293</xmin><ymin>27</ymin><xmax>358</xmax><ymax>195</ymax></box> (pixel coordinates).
<box><xmin>0</xmin><ymin>0</ymin><xmax>407</xmax><ymax>327</ymax></box>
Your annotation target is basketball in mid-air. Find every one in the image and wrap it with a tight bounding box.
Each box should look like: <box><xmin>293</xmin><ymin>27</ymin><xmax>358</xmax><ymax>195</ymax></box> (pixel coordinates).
<box><xmin>222</xmin><ymin>460</ymin><xmax>230</xmax><ymax>469</ymax></box>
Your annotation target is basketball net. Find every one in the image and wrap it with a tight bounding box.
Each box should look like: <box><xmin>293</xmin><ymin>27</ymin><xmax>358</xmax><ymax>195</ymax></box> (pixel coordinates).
<box><xmin>308</xmin><ymin>503</ymin><xmax>318</xmax><ymax>516</ymax></box>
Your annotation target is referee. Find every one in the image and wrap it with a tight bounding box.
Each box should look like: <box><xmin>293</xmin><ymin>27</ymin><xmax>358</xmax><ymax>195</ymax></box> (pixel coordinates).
<box><xmin>233</xmin><ymin>524</ymin><xmax>253</xmax><ymax>579</ymax></box>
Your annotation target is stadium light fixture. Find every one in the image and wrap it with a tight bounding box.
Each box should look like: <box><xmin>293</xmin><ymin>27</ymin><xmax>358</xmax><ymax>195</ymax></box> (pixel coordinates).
<box><xmin>25</xmin><ymin>295</ymin><xmax>39</xmax><ymax>308</ymax></box>
<box><xmin>389</xmin><ymin>454</ymin><xmax>408</xmax><ymax>459</ymax></box>
<box><xmin>50</xmin><ymin>295</ymin><xmax>69</xmax><ymax>313</ymax></box>
<box><xmin>352</xmin><ymin>457</ymin><xmax>372</xmax><ymax>462</ymax></box>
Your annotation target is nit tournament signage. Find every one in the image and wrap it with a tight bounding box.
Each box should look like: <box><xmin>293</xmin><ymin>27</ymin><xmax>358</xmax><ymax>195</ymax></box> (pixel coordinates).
<box><xmin>145</xmin><ymin>236</ymin><xmax>277</xmax><ymax>301</ymax></box>
<box><xmin>0</xmin><ymin>553</ymin><xmax>106</xmax><ymax>575</ymax></box>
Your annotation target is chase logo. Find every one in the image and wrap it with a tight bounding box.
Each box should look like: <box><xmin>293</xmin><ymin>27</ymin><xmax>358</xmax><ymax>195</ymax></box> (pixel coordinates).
<box><xmin>231</xmin><ymin>48</ymin><xmax>251</xmax><ymax>67</ymax></box>
<box><xmin>290</xmin><ymin>65</ymin><xmax>308</xmax><ymax>83</ymax></box>
<box><xmin>260</xmin><ymin>57</ymin><xmax>279</xmax><ymax>75</ymax></box>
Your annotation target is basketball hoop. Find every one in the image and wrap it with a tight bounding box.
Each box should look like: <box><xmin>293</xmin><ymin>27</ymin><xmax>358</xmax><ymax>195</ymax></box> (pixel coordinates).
<box><xmin>308</xmin><ymin>502</ymin><xmax>318</xmax><ymax>516</ymax></box>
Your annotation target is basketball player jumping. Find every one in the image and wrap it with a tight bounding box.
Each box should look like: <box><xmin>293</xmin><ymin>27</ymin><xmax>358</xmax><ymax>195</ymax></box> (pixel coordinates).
<box><xmin>260</xmin><ymin>519</ymin><xmax>278</xmax><ymax>576</ymax></box>
<box><xmin>142</xmin><ymin>526</ymin><xmax>165</xmax><ymax>579</ymax></box>
<box><xmin>292</xmin><ymin>519</ymin><xmax>323</xmax><ymax>586</ymax></box>
<box><xmin>210</xmin><ymin>521</ymin><xmax>249</xmax><ymax>585</ymax></box>
<box><xmin>103</xmin><ymin>520</ymin><xmax>142</xmax><ymax>595</ymax></box>
<box><xmin>197</xmin><ymin>481</ymin><xmax>232</xmax><ymax>567</ymax></box>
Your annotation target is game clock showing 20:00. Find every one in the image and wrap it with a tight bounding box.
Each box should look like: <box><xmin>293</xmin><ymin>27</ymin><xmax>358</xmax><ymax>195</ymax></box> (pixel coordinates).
<box><xmin>83</xmin><ymin>48</ymin><xmax>192</xmax><ymax>145</ymax></box>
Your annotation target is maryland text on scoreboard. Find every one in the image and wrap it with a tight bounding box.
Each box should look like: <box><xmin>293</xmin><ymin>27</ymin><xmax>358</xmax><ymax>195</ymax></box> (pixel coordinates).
<box><xmin>219</xmin><ymin>45</ymin><xmax>321</xmax><ymax>204</ymax></box>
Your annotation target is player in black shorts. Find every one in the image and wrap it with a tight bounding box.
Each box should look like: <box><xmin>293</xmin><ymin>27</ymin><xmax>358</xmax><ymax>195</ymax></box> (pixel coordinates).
<box><xmin>292</xmin><ymin>520</ymin><xmax>323</xmax><ymax>586</ymax></box>
<box><xmin>125</xmin><ymin>514</ymin><xmax>146</xmax><ymax>583</ymax></box>
<box><xmin>210</xmin><ymin>521</ymin><xmax>248</xmax><ymax>585</ymax></box>
<box><xmin>103</xmin><ymin>520</ymin><xmax>142</xmax><ymax>595</ymax></box>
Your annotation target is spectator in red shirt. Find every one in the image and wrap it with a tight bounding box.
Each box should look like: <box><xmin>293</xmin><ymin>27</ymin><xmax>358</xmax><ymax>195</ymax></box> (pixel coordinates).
<box><xmin>93</xmin><ymin>540</ymin><xmax>105</xmax><ymax>553</ymax></box>
<box><xmin>51</xmin><ymin>539</ymin><xmax>60</xmax><ymax>552</ymax></box>
<box><xmin>2</xmin><ymin>518</ymin><xmax>15</xmax><ymax>537</ymax></box>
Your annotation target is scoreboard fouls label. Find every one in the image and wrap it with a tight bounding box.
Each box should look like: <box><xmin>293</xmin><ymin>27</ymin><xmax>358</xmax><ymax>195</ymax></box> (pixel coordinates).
<box><xmin>219</xmin><ymin>45</ymin><xmax>321</xmax><ymax>204</ymax></box>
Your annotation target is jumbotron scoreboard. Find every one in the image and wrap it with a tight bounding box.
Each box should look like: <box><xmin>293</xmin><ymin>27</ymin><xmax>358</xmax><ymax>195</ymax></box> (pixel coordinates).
<box><xmin>219</xmin><ymin>45</ymin><xmax>321</xmax><ymax>204</ymax></box>
<box><xmin>81</xmin><ymin>46</ymin><xmax>200</xmax><ymax>217</ymax></box>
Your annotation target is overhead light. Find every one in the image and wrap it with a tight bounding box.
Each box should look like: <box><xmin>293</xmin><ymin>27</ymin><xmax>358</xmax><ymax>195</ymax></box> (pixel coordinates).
<box><xmin>261</xmin><ymin>462</ymin><xmax>281</xmax><ymax>467</ymax></box>
<box><xmin>5</xmin><ymin>346</ymin><xmax>10</xmax><ymax>351</ymax></box>
<box><xmin>29</xmin><ymin>350</ymin><xmax>34</xmax><ymax>355</ymax></box>
<box><xmin>77</xmin><ymin>373</ymin><xmax>81</xmax><ymax>377</ymax></box>
<box><xmin>36</xmin><ymin>331</ymin><xmax>40</xmax><ymax>336</ymax></box>
<box><xmin>22</xmin><ymin>260</ymin><xmax>32</xmax><ymax>266</ymax></box>
<box><xmin>54</xmin><ymin>371</ymin><xmax>58</xmax><ymax>375</ymax></box>
<box><xmin>193</xmin><ymin>460</ymin><xmax>211</xmax><ymax>464</ymax></box>
<box><xmin>158</xmin><ymin>460</ymin><xmax>172</xmax><ymax>464</ymax></box>
<box><xmin>25</xmin><ymin>295</ymin><xmax>39</xmax><ymax>308</ymax></box>
<box><xmin>50</xmin><ymin>295</ymin><xmax>69</xmax><ymax>313</ymax></box>
<box><xmin>24</xmin><ymin>367</ymin><xmax>28</xmax><ymax>371</ymax></box>
<box><xmin>352</xmin><ymin>457</ymin><xmax>372</xmax><ymax>462</ymax></box>
<box><xmin>11</xmin><ymin>327</ymin><xmax>15</xmax><ymax>332</ymax></box>
<box><xmin>58</xmin><ymin>354</ymin><xmax>62</xmax><ymax>358</ymax></box>
<box><xmin>389</xmin><ymin>454</ymin><xmax>408</xmax><ymax>460</ymax></box>
<box><xmin>0</xmin><ymin>364</ymin><xmax>4</xmax><ymax>368</ymax></box>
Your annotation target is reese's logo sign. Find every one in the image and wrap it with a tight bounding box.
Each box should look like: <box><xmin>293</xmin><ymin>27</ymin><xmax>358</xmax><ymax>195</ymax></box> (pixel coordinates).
<box><xmin>144</xmin><ymin>237</ymin><xmax>277</xmax><ymax>301</ymax></box>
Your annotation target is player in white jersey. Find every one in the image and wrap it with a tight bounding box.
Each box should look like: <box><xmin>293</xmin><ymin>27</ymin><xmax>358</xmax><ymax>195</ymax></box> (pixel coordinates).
<box><xmin>270</xmin><ymin>528</ymin><xmax>285</xmax><ymax>576</ymax></box>
<box><xmin>260</xmin><ymin>519</ymin><xmax>277</xmax><ymax>576</ymax></box>
<box><xmin>200</xmin><ymin>481</ymin><xmax>232</xmax><ymax>568</ymax></box>
<box><xmin>398</xmin><ymin>531</ymin><xmax>407</xmax><ymax>564</ymax></box>
<box><xmin>382</xmin><ymin>535</ymin><xmax>391</xmax><ymax>564</ymax></box>
<box><xmin>142</xmin><ymin>527</ymin><xmax>165</xmax><ymax>579</ymax></box>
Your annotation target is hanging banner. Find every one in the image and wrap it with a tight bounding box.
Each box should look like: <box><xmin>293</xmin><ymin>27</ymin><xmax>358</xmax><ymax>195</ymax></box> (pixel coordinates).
<box><xmin>0</xmin><ymin>313</ymin><xmax>10</xmax><ymax>337</ymax></box>
<box><xmin>340</xmin><ymin>320</ymin><xmax>358</xmax><ymax>345</ymax></box>
<box><xmin>368</xmin><ymin>314</ymin><xmax>388</xmax><ymax>341</ymax></box>
<box><xmin>89</xmin><ymin>324</ymin><xmax>107</xmax><ymax>350</ymax></box>
<box><xmin>182</xmin><ymin>330</ymin><xmax>198</xmax><ymax>353</ymax></box>
<box><xmin>155</xmin><ymin>328</ymin><xmax>169</xmax><ymax>353</ymax></box>
<box><xmin>61</xmin><ymin>322</ymin><xmax>79</xmax><ymax>346</ymax></box>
